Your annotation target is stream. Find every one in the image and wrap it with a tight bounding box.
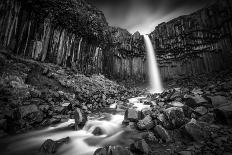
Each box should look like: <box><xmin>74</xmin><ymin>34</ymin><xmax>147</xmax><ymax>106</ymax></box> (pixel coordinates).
<box><xmin>0</xmin><ymin>96</ymin><xmax>150</xmax><ymax>155</ymax></box>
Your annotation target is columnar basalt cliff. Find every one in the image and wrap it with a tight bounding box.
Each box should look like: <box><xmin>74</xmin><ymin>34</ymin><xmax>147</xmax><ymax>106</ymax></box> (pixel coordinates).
<box><xmin>150</xmin><ymin>0</ymin><xmax>232</xmax><ymax>79</ymax></box>
<box><xmin>0</xmin><ymin>0</ymin><xmax>232</xmax><ymax>81</ymax></box>
<box><xmin>0</xmin><ymin>0</ymin><xmax>109</xmax><ymax>75</ymax></box>
<box><xmin>108</xmin><ymin>0</ymin><xmax>232</xmax><ymax>81</ymax></box>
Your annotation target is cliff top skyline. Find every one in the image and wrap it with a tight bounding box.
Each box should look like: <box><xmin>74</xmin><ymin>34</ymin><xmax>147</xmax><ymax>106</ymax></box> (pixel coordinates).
<box><xmin>87</xmin><ymin>0</ymin><xmax>216</xmax><ymax>34</ymax></box>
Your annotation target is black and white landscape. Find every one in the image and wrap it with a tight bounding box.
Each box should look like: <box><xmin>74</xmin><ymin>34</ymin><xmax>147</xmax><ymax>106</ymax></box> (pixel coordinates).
<box><xmin>0</xmin><ymin>0</ymin><xmax>232</xmax><ymax>155</ymax></box>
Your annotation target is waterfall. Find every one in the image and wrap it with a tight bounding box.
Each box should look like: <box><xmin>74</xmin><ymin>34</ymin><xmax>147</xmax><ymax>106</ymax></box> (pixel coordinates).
<box><xmin>144</xmin><ymin>35</ymin><xmax>163</xmax><ymax>93</ymax></box>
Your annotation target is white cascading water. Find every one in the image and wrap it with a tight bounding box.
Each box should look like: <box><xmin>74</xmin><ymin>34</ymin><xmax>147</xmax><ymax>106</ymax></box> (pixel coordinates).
<box><xmin>144</xmin><ymin>35</ymin><xmax>163</xmax><ymax>93</ymax></box>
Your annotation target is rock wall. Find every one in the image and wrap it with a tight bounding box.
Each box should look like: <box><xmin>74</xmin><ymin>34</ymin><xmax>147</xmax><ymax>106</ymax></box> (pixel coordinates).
<box><xmin>0</xmin><ymin>0</ymin><xmax>232</xmax><ymax>81</ymax></box>
<box><xmin>150</xmin><ymin>0</ymin><xmax>232</xmax><ymax>80</ymax></box>
<box><xmin>0</xmin><ymin>0</ymin><xmax>107</xmax><ymax>74</ymax></box>
<box><xmin>107</xmin><ymin>0</ymin><xmax>232</xmax><ymax>81</ymax></box>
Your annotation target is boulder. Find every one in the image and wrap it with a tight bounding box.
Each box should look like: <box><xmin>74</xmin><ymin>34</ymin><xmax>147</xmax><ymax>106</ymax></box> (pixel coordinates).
<box><xmin>164</xmin><ymin>107</ymin><xmax>186</xmax><ymax>129</ymax></box>
<box><xmin>94</xmin><ymin>146</ymin><xmax>131</xmax><ymax>155</ymax></box>
<box><xmin>130</xmin><ymin>139</ymin><xmax>150</xmax><ymax>154</ymax></box>
<box><xmin>214</xmin><ymin>104</ymin><xmax>232</xmax><ymax>125</ymax></box>
<box><xmin>124</xmin><ymin>109</ymin><xmax>138</xmax><ymax>122</ymax></box>
<box><xmin>0</xmin><ymin>119</ymin><xmax>7</xmax><ymax>130</ymax></box>
<box><xmin>39</xmin><ymin>137</ymin><xmax>69</xmax><ymax>154</ymax></box>
<box><xmin>194</xmin><ymin>106</ymin><xmax>208</xmax><ymax>116</ymax></box>
<box><xmin>209</xmin><ymin>96</ymin><xmax>228</xmax><ymax>108</ymax></box>
<box><xmin>92</xmin><ymin>127</ymin><xmax>103</xmax><ymax>136</ymax></box>
<box><xmin>157</xmin><ymin>113</ymin><xmax>172</xmax><ymax>129</ymax></box>
<box><xmin>168</xmin><ymin>101</ymin><xmax>184</xmax><ymax>107</ymax></box>
<box><xmin>198</xmin><ymin>113</ymin><xmax>215</xmax><ymax>123</ymax></box>
<box><xmin>154</xmin><ymin>125</ymin><xmax>172</xmax><ymax>142</ymax></box>
<box><xmin>18</xmin><ymin>104</ymin><xmax>43</xmax><ymax>123</ymax></box>
<box><xmin>137</xmin><ymin>115</ymin><xmax>154</xmax><ymax>130</ymax></box>
<box><xmin>74</xmin><ymin>108</ymin><xmax>87</xmax><ymax>129</ymax></box>
<box><xmin>185</xmin><ymin>95</ymin><xmax>209</xmax><ymax>108</ymax></box>
<box><xmin>39</xmin><ymin>139</ymin><xmax>57</xmax><ymax>154</ymax></box>
<box><xmin>140</xmin><ymin>108</ymin><xmax>152</xmax><ymax>119</ymax></box>
<box><xmin>184</xmin><ymin>119</ymin><xmax>210</xmax><ymax>142</ymax></box>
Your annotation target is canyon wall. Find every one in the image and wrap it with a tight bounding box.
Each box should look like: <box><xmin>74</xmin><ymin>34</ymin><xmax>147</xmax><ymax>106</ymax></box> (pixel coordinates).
<box><xmin>108</xmin><ymin>0</ymin><xmax>232</xmax><ymax>81</ymax></box>
<box><xmin>0</xmin><ymin>0</ymin><xmax>108</xmax><ymax>75</ymax></box>
<box><xmin>0</xmin><ymin>0</ymin><xmax>232</xmax><ymax>82</ymax></box>
<box><xmin>150</xmin><ymin>0</ymin><xmax>232</xmax><ymax>80</ymax></box>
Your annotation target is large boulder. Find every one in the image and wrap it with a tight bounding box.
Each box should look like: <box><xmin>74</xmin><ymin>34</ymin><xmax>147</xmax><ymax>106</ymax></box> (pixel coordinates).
<box><xmin>209</xmin><ymin>96</ymin><xmax>229</xmax><ymax>108</ymax></box>
<box><xmin>74</xmin><ymin>108</ymin><xmax>87</xmax><ymax>129</ymax></box>
<box><xmin>164</xmin><ymin>107</ymin><xmax>186</xmax><ymax>129</ymax></box>
<box><xmin>154</xmin><ymin>125</ymin><xmax>172</xmax><ymax>142</ymax></box>
<box><xmin>124</xmin><ymin>109</ymin><xmax>138</xmax><ymax>122</ymax></box>
<box><xmin>39</xmin><ymin>137</ymin><xmax>69</xmax><ymax>154</ymax></box>
<box><xmin>194</xmin><ymin>106</ymin><xmax>208</xmax><ymax>116</ymax></box>
<box><xmin>130</xmin><ymin>139</ymin><xmax>150</xmax><ymax>154</ymax></box>
<box><xmin>185</xmin><ymin>95</ymin><xmax>209</xmax><ymax>108</ymax></box>
<box><xmin>137</xmin><ymin>115</ymin><xmax>154</xmax><ymax>130</ymax></box>
<box><xmin>18</xmin><ymin>104</ymin><xmax>43</xmax><ymax>123</ymax></box>
<box><xmin>94</xmin><ymin>146</ymin><xmax>131</xmax><ymax>155</ymax></box>
<box><xmin>184</xmin><ymin>119</ymin><xmax>210</xmax><ymax>142</ymax></box>
<box><xmin>214</xmin><ymin>104</ymin><xmax>232</xmax><ymax>125</ymax></box>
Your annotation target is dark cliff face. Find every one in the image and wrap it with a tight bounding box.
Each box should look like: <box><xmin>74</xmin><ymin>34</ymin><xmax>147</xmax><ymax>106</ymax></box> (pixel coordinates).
<box><xmin>18</xmin><ymin>0</ymin><xmax>109</xmax><ymax>43</ymax></box>
<box><xmin>0</xmin><ymin>0</ymin><xmax>232</xmax><ymax>81</ymax></box>
<box><xmin>148</xmin><ymin>0</ymin><xmax>232</xmax><ymax>79</ymax></box>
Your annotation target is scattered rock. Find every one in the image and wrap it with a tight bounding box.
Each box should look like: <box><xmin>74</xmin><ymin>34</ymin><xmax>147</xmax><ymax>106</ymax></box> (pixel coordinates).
<box><xmin>94</xmin><ymin>146</ymin><xmax>131</xmax><ymax>155</ymax></box>
<box><xmin>130</xmin><ymin>139</ymin><xmax>150</xmax><ymax>154</ymax></box>
<box><xmin>124</xmin><ymin>109</ymin><xmax>138</xmax><ymax>122</ymax></box>
<box><xmin>74</xmin><ymin>108</ymin><xmax>87</xmax><ymax>129</ymax></box>
<box><xmin>184</xmin><ymin>119</ymin><xmax>209</xmax><ymax>142</ymax></box>
<box><xmin>198</xmin><ymin>113</ymin><xmax>215</xmax><ymax>123</ymax></box>
<box><xmin>185</xmin><ymin>95</ymin><xmax>209</xmax><ymax>108</ymax></box>
<box><xmin>194</xmin><ymin>106</ymin><xmax>208</xmax><ymax>115</ymax></box>
<box><xmin>164</xmin><ymin>107</ymin><xmax>186</xmax><ymax>129</ymax></box>
<box><xmin>137</xmin><ymin>115</ymin><xmax>154</xmax><ymax>130</ymax></box>
<box><xmin>39</xmin><ymin>137</ymin><xmax>69</xmax><ymax>154</ymax></box>
<box><xmin>154</xmin><ymin>125</ymin><xmax>172</xmax><ymax>142</ymax></box>
<box><xmin>214</xmin><ymin>104</ymin><xmax>232</xmax><ymax>125</ymax></box>
<box><xmin>92</xmin><ymin>127</ymin><xmax>103</xmax><ymax>136</ymax></box>
<box><xmin>209</xmin><ymin>96</ymin><xmax>228</xmax><ymax>108</ymax></box>
<box><xmin>18</xmin><ymin>104</ymin><xmax>43</xmax><ymax>123</ymax></box>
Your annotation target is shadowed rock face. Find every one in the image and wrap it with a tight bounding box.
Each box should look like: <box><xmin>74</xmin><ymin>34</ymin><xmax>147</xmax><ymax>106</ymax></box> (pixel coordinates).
<box><xmin>0</xmin><ymin>0</ymin><xmax>232</xmax><ymax>82</ymax></box>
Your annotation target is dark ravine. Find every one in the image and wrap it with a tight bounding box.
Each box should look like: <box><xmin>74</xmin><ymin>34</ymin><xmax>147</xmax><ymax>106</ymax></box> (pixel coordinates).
<box><xmin>1</xmin><ymin>0</ymin><xmax>232</xmax><ymax>154</ymax></box>
<box><xmin>1</xmin><ymin>0</ymin><xmax>231</xmax><ymax>82</ymax></box>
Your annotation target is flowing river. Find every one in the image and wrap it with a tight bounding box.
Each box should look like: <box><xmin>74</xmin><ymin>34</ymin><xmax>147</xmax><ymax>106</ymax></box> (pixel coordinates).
<box><xmin>0</xmin><ymin>96</ymin><xmax>150</xmax><ymax>155</ymax></box>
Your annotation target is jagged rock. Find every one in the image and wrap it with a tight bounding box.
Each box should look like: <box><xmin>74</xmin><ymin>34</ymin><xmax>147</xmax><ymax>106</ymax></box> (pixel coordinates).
<box><xmin>214</xmin><ymin>104</ymin><xmax>232</xmax><ymax>125</ymax></box>
<box><xmin>137</xmin><ymin>115</ymin><xmax>154</xmax><ymax>130</ymax></box>
<box><xmin>198</xmin><ymin>113</ymin><xmax>215</xmax><ymax>123</ymax></box>
<box><xmin>194</xmin><ymin>106</ymin><xmax>208</xmax><ymax>116</ymax></box>
<box><xmin>130</xmin><ymin>139</ymin><xmax>150</xmax><ymax>154</ymax></box>
<box><xmin>39</xmin><ymin>137</ymin><xmax>69</xmax><ymax>154</ymax></box>
<box><xmin>140</xmin><ymin>108</ymin><xmax>152</xmax><ymax>119</ymax></box>
<box><xmin>184</xmin><ymin>119</ymin><xmax>210</xmax><ymax>142</ymax></box>
<box><xmin>40</xmin><ymin>139</ymin><xmax>57</xmax><ymax>154</ymax></box>
<box><xmin>157</xmin><ymin>113</ymin><xmax>172</xmax><ymax>129</ymax></box>
<box><xmin>209</xmin><ymin>96</ymin><xmax>229</xmax><ymax>108</ymax></box>
<box><xmin>74</xmin><ymin>108</ymin><xmax>87</xmax><ymax>129</ymax></box>
<box><xmin>124</xmin><ymin>109</ymin><xmax>138</xmax><ymax>122</ymax></box>
<box><xmin>154</xmin><ymin>125</ymin><xmax>172</xmax><ymax>142</ymax></box>
<box><xmin>185</xmin><ymin>95</ymin><xmax>209</xmax><ymax>108</ymax></box>
<box><xmin>18</xmin><ymin>104</ymin><xmax>43</xmax><ymax>123</ymax></box>
<box><xmin>140</xmin><ymin>132</ymin><xmax>158</xmax><ymax>143</ymax></box>
<box><xmin>0</xmin><ymin>119</ymin><xmax>7</xmax><ymax>130</ymax></box>
<box><xmin>164</xmin><ymin>107</ymin><xmax>186</xmax><ymax>129</ymax></box>
<box><xmin>92</xmin><ymin>127</ymin><xmax>103</xmax><ymax>136</ymax></box>
<box><xmin>94</xmin><ymin>146</ymin><xmax>131</xmax><ymax>155</ymax></box>
<box><xmin>168</xmin><ymin>101</ymin><xmax>184</xmax><ymax>107</ymax></box>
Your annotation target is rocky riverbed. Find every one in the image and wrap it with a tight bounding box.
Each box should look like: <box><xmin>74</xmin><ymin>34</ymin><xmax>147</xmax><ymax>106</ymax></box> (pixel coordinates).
<box><xmin>1</xmin><ymin>49</ymin><xmax>232</xmax><ymax>155</ymax></box>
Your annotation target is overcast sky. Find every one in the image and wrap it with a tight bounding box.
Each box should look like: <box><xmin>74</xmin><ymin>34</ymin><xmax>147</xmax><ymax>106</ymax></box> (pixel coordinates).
<box><xmin>87</xmin><ymin>0</ymin><xmax>215</xmax><ymax>34</ymax></box>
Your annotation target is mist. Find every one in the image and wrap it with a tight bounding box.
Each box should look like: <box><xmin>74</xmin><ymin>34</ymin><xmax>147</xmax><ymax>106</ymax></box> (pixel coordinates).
<box><xmin>87</xmin><ymin>0</ymin><xmax>216</xmax><ymax>34</ymax></box>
